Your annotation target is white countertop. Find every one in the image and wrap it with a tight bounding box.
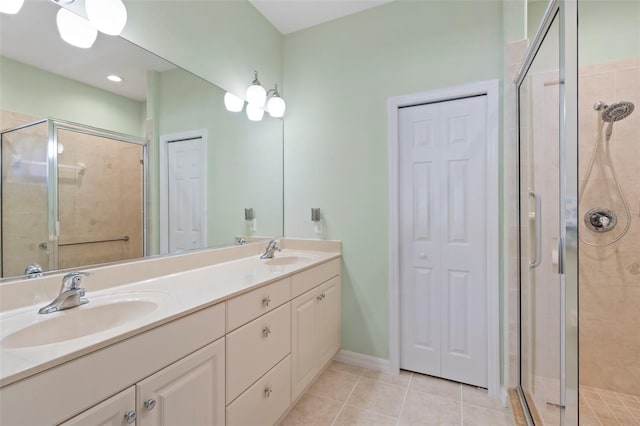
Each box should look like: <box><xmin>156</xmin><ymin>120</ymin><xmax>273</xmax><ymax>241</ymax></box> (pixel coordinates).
<box><xmin>0</xmin><ymin>249</ymin><xmax>340</xmax><ymax>387</ymax></box>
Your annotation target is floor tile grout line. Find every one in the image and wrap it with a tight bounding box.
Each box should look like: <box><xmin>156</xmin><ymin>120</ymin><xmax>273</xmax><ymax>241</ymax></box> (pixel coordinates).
<box><xmin>330</xmin><ymin>374</ymin><xmax>362</xmax><ymax>426</ymax></box>
<box><xmin>395</xmin><ymin>372</ymin><xmax>413</xmax><ymax>426</ymax></box>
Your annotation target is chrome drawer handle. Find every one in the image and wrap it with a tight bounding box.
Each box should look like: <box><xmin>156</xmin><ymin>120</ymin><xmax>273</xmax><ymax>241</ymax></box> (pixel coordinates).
<box><xmin>262</xmin><ymin>325</ymin><xmax>271</xmax><ymax>338</ymax></box>
<box><xmin>262</xmin><ymin>296</ymin><xmax>271</xmax><ymax>307</ymax></box>
<box><xmin>144</xmin><ymin>399</ymin><xmax>156</xmax><ymax>410</ymax></box>
<box><xmin>124</xmin><ymin>411</ymin><xmax>137</xmax><ymax>424</ymax></box>
<box><xmin>317</xmin><ymin>293</ymin><xmax>326</xmax><ymax>301</ymax></box>
<box><xmin>264</xmin><ymin>386</ymin><xmax>273</xmax><ymax>398</ymax></box>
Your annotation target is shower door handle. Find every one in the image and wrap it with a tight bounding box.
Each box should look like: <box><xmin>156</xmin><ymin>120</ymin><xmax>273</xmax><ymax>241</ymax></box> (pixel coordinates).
<box><xmin>529</xmin><ymin>191</ymin><xmax>542</xmax><ymax>269</ymax></box>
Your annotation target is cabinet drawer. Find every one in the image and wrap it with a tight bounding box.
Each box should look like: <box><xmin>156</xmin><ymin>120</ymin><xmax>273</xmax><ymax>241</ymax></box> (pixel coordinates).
<box><xmin>59</xmin><ymin>387</ymin><xmax>135</xmax><ymax>426</ymax></box>
<box><xmin>226</xmin><ymin>302</ymin><xmax>291</xmax><ymax>403</ymax></box>
<box><xmin>292</xmin><ymin>258</ymin><xmax>340</xmax><ymax>298</ymax></box>
<box><xmin>227</xmin><ymin>277</ymin><xmax>291</xmax><ymax>332</ymax></box>
<box><xmin>226</xmin><ymin>355</ymin><xmax>291</xmax><ymax>426</ymax></box>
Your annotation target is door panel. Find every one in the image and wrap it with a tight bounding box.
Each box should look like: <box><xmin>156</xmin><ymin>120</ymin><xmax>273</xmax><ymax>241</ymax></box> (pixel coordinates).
<box><xmin>168</xmin><ymin>137</ymin><xmax>205</xmax><ymax>253</ymax></box>
<box><xmin>399</xmin><ymin>96</ymin><xmax>487</xmax><ymax>387</ymax></box>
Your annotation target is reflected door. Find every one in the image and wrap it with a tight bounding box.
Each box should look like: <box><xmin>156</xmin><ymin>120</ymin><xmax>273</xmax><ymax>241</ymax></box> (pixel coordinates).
<box><xmin>517</xmin><ymin>13</ymin><xmax>563</xmax><ymax>426</ymax></box>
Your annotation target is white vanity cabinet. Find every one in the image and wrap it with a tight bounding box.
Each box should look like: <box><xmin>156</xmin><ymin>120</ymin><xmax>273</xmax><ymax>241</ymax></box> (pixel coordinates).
<box><xmin>291</xmin><ymin>275</ymin><xmax>341</xmax><ymax>400</ymax></box>
<box><xmin>1</xmin><ymin>254</ymin><xmax>342</xmax><ymax>426</ymax></box>
<box><xmin>60</xmin><ymin>387</ymin><xmax>136</xmax><ymax>426</ymax></box>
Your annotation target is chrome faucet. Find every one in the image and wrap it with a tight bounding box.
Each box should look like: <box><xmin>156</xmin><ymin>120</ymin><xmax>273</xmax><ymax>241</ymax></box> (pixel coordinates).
<box><xmin>260</xmin><ymin>239</ymin><xmax>281</xmax><ymax>259</ymax></box>
<box><xmin>38</xmin><ymin>272</ymin><xmax>91</xmax><ymax>314</ymax></box>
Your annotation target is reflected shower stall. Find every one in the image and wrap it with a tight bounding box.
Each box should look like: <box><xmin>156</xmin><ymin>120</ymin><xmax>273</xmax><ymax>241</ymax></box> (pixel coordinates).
<box><xmin>516</xmin><ymin>0</ymin><xmax>639</xmax><ymax>424</ymax></box>
<box><xmin>0</xmin><ymin>119</ymin><xmax>147</xmax><ymax>277</ymax></box>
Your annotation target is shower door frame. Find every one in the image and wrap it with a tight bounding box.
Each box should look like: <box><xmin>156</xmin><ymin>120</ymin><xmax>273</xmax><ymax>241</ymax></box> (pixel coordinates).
<box><xmin>514</xmin><ymin>0</ymin><xmax>578</xmax><ymax>425</ymax></box>
<box><xmin>0</xmin><ymin>118</ymin><xmax>148</xmax><ymax>275</ymax></box>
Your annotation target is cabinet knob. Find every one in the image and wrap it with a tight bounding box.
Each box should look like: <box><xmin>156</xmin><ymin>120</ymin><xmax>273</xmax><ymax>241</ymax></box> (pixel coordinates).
<box><xmin>264</xmin><ymin>386</ymin><xmax>273</xmax><ymax>398</ymax></box>
<box><xmin>262</xmin><ymin>325</ymin><xmax>271</xmax><ymax>338</ymax></box>
<box><xmin>316</xmin><ymin>294</ymin><xmax>323</xmax><ymax>301</ymax></box>
<box><xmin>317</xmin><ymin>293</ymin><xmax>326</xmax><ymax>301</ymax></box>
<box><xmin>144</xmin><ymin>399</ymin><xmax>156</xmax><ymax>411</ymax></box>
<box><xmin>124</xmin><ymin>411</ymin><xmax>137</xmax><ymax>424</ymax></box>
<box><xmin>262</xmin><ymin>296</ymin><xmax>271</xmax><ymax>307</ymax></box>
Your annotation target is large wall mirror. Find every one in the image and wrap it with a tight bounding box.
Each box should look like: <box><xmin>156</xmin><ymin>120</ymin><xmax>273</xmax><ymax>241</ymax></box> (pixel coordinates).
<box><xmin>0</xmin><ymin>0</ymin><xmax>284</xmax><ymax>280</ymax></box>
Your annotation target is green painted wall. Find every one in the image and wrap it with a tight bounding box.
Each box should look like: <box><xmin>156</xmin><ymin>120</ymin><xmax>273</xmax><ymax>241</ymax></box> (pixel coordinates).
<box><xmin>283</xmin><ymin>1</ymin><xmax>504</xmax><ymax>359</ymax></box>
<box><xmin>122</xmin><ymin>0</ymin><xmax>283</xmax><ymax>102</ymax></box>
<box><xmin>0</xmin><ymin>56</ymin><xmax>144</xmax><ymax>136</ymax></box>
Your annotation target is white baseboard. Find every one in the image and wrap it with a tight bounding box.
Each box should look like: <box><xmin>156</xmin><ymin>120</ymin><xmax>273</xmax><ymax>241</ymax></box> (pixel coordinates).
<box><xmin>333</xmin><ymin>349</ymin><xmax>392</xmax><ymax>374</ymax></box>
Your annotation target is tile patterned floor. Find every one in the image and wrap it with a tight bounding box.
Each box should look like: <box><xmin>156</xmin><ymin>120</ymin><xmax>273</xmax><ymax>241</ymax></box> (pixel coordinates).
<box><xmin>281</xmin><ymin>361</ymin><xmax>515</xmax><ymax>425</ymax></box>
<box><xmin>580</xmin><ymin>386</ymin><xmax>640</xmax><ymax>426</ymax></box>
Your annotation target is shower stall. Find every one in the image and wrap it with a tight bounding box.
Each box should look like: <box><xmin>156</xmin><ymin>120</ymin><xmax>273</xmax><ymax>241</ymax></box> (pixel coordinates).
<box><xmin>515</xmin><ymin>0</ymin><xmax>640</xmax><ymax>425</ymax></box>
<box><xmin>0</xmin><ymin>119</ymin><xmax>147</xmax><ymax>278</ymax></box>
<box><xmin>515</xmin><ymin>0</ymin><xmax>639</xmax><ymax>424</ymax></box>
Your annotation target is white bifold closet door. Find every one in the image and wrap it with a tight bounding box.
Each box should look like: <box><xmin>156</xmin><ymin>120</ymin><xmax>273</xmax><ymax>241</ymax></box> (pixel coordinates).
<box><xmin>399</xmin><ymin>95</ymin><xmax>488</xmax><ymax>388</ymax></box>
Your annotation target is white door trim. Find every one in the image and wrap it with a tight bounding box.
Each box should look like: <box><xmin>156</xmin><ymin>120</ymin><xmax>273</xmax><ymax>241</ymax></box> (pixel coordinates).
<box><xmin>387</xmin><ymin>79</ymin><xmax>500</xmax><ymax>398</ymax></box>
<box><xmin>159</xmin><ymin>129</ymin><xmax>208</xmax><ymax>254</ymax></box>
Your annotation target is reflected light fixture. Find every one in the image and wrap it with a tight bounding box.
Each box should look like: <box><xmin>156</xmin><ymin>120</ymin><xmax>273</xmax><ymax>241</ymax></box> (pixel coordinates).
<box><xmin>0</xmin><ymin>0</ymin><xmax>24</xmax><ymax>14</ymax></box>
<box><xmin>56</xmin><ymin>7</ymin><xmax>97</xmax><ymax>49</ymax></box>
<box><xmin>246</xmin><ymin>71</ymin><xmax>267</xmax><ymax>106</ymax></box>
<box><xmin>266</xmin><ymin>84</ymin><xmax>286</xmax><ymax>118</ymax></box>
<box><xmin>246</xmin><ymin>103</ymin><xmax>265</xmax><ymax>121</ymax></box>
<box><xmin>85</xmin><ymin>0</ymin><xmax>127</xmax><ymax>36</ymax></box>
<box><xmin>224</xmin><ymin>92</ymin><xmax>244</xmax><ymax>112</ymax></box>
<box><xmin>107</xmin><ymin>74</ymin><xmax>123</xmax><ymax>82</ymax></box>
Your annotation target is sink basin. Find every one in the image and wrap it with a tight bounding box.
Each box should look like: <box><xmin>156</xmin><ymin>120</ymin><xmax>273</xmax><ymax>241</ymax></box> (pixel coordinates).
<box><xmin>2</xmin><ymin>298</ymin><xmax>160</xmax><ymax>349</ymax></box>
<box><xmin>264</xmin><ymin>255</ymin><xmax>315</xmax><ymax>266</ymax></box>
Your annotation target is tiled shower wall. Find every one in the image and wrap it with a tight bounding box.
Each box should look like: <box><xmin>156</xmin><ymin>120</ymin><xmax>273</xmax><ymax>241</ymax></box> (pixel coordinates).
<box><xmin>1</xmin><ymin>111</ymin><xmax>144</xmax><ymax>276</ymax></box>
<box><xmin>578</xmin><ymin>57</ymin><xmax>640</xmax><ymax>396</ymax></box>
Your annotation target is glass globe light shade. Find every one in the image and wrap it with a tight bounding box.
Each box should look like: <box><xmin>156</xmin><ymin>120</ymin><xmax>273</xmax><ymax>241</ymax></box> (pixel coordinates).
<box><xmin>224</xmin><ymin>92</ymin><xmax>244</xmax><ymax>112</ymax></box>
<box><xmin>85</xmin><ymin>0</ymin><xmax>127</xmax><ymax>36</ymax></box>
<box><xmin>267</xmin><ymin>96</ymin><xmax>286</xmax><ymax>118</ymax></box>
<box><xmin>246</xmin><ymin>84</ymin><xmax>266</xmax><ymax>107</ymax></box>
<box><xmin>0</xmin><ymin>0</ymin><xmax>24</xmax><ymax>14</ymax></box>
<box><xmin>56</xmin><ymin>8</ymin><xmax>98</xmax><ymax>49</ymax></box>
<box><xmin>246</xmin><ymin>104</ymin><xmax>264</xmax><ymax>121</ymax></box>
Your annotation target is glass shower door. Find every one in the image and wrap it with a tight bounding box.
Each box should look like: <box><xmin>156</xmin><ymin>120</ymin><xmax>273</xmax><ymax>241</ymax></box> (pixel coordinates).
<box><xmin>517</xmin><ymin>10</ymin><xmax>563</xmax><ymax>426</ymax></box>
<box><xmin>1</xmin><ymin>120</ymin><xmax>52</xmax><ymax>277</ymax></box>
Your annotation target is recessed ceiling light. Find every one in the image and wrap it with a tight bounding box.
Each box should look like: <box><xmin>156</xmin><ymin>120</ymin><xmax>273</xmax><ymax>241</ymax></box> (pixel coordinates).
<box><xmin>107</xmin><ymin>74</ymin><xmax>123</xmax><ymax>82</ymax></box>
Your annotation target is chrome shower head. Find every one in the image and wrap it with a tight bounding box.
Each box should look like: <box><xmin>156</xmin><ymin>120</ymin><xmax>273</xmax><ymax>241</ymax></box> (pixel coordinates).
<box><xmin>602</xmin><ymin>101</ymin><xmax>634</xmax><ymax>122</ymax></box>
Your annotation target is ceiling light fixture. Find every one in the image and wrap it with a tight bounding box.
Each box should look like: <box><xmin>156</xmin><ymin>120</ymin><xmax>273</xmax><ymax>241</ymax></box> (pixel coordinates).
<box><xmin>85</xmin><ymin>0</ymin><xmax>127</xmax><ymax>36</ymax></box>
<box><xmin>224</xmin><ymin>92</ymin><xmax>244</xmax><ymax>112</ymax></box>
<box><xmin>107</xmin><ymin>74</ymin><xmax>123</xmax><ymax>82</ymax></box>
<box><xmin>246</xmin><ymin>71</ymin><xmax>267</xmax><ymax>106</ymax></box>
<box><xmin>266</xmin><ymin>84</ymin><xmax>286</xmax><ymax>118</ymax></box>
<box><xmin>56</xmin><ymin>7</ymin><xmax>97</xmax><ymax>49</ymax></box>
<box><xmin>0</xmin><ymin>0</ymin><xmax>24</xmax><ymax>14</ymax></box>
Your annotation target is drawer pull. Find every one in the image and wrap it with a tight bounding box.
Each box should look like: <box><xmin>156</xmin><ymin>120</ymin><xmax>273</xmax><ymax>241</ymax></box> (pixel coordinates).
<box><xmin>124</xmin><ymin>411</ymin><xmax>137</xmax><ymax>424</ymax></box>
<box><xmin>262</xmin><ymin>325</ymin><xmax>271</xmax><ymax>338</ymax></box>
<box><xmin>144</xmin><ymin>399</ymin><xmax>156</xmax><ymax>410</ymax></box>
<box><xmin>317</xmin><ymin>293</ymin><xmax>326</xmax><ymax>301</ymax></box>
<box><xmin>262</xmin><ymin>296</ymin><xmax>271</xmax><ymax>307</ymax></box>
<box><xmin>264</xmin><ymin>386</ymin><xmax>273</xmax><ymax>398</ymax></box>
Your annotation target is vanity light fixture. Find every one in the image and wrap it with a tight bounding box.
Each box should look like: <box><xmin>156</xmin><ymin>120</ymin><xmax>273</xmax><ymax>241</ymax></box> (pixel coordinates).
<box><xmin>246</xmin><ymin>71</ymin><xmax>267</xmax><ymax>106</ymax></box>
<box><xmin>224</xmin><ymin>92</ymin><xmax>244</xmax><ymax>112</ymax></box>
<box><xmin>85</xmin><ymin>0</ymin><xmax>127</xmax><ymax>36</ymax></box>
<box><xmin>0</xmin><ymin>0</ymin><xmax>24</xmax><ymax>14</ymax></box>
<box><xmin>266</xmin><ymin>84</ymin><xmax>286</xmax><ymax>118</ymax></box>
<box><xmin>56</xmin><ymin>7</ymin><xmax>98</xmax><ymax>49</ymax></box>
<box><xmin>107</xmin><ymin>74</ymin><xmax>123</xmax><ymax>82</ymax></box>
<box><xmin>246</xmin><ymin>103</ymin><xmax>265</xmax><ymax>121</ymax></box>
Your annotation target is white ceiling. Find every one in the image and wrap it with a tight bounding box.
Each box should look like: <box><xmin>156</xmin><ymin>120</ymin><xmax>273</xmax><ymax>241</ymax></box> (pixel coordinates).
<box><xmin>0</xmin><ymin>0</ymin><xmax>174</xmax><ymax>102</ymax></box>
<box><xmin>249</xmin><ymin>0</ymin><xmax>395</xmax><ymax>34</ymax></box>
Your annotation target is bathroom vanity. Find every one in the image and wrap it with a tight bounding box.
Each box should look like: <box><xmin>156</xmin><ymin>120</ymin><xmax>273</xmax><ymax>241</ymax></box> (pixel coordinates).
<box><xmin>0</xmin><ymin>240</ymin><xmax>341</xmax><ymax>425</ymax></box>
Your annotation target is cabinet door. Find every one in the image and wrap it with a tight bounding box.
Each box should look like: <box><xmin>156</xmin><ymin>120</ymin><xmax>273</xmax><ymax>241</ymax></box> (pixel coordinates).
<box><xmin>316</xmin><ymin>277</ymin><xmax>342</xmax><ymax>367</ymax></box>
<box><xmin>60</xmin><ymin>387</ymin><xmax>136</xmax><ymax>426</ymax></box>
<box><xmin>136</xmin><ymin>338</ymin><xmax>225</xmax><ymax>426</ymax></box>
<box><xmin>291</xmin><ymin>289</ymin><xmax>320</xmax><ymax>400</ymax></box>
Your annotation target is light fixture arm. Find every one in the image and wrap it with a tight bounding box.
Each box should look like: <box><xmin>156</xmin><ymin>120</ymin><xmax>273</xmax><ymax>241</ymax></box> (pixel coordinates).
<box><xmin>266</xmin><ymin>84</ymin><xmax>281</xmax><ymax>98</ymax></box>
<box><xmin>251</xmin><ymin>70</ymin><xmax>261</xmax><ymax>86</ymax></box>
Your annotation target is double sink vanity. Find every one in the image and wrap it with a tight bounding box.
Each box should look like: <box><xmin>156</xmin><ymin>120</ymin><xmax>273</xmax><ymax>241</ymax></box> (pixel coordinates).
<box><xmin>0</xmin><ymin>239</ymin><xmax>342</xmax><ymax>425</ymax></box>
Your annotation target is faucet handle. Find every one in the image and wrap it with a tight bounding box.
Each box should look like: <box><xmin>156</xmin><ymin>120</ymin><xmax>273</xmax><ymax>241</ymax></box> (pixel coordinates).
<box><xmin>62</xmin><ymin>271</ymin><xmax>92</xmax><ymax>290</ymax></box>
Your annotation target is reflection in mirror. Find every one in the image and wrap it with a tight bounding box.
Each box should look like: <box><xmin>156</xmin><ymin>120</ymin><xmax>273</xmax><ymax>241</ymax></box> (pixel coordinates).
<box><xmin>0</xmin><ymin>1</ymin><xmax>283</xmax><ymax>279</ymax></box>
